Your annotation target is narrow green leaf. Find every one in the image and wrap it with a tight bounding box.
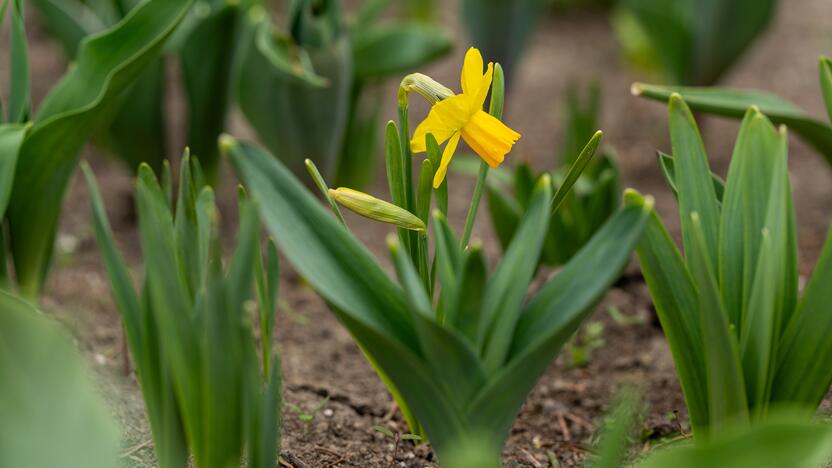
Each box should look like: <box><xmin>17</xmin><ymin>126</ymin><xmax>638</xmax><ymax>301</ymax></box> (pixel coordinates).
<box><xmin>450</xmin><ymin>245</ymin><xmax>487</xmax><ymax>343</ymax></box>
<box><xmin>225</xmin><ymin>137</ymin><xmax>419</xmax><ymax>350</ymax></box>
<box><xmin>0</xmin><ymin>124</ymin><xmax>27</xmax><ymax>218</ymax></box>
<box><xmin>486</xmin><ymin>184</ymin><xmax>522</xmax><ymax>252</ymax></box>
<box><xmin>426</xmin><ymin>133</ymin><xmax>448</xmax><ymax>216</ymax></box>
<box><xmin>773</xmin><ymin>224</ymin><xmax>832</xmax><ymax>406</ymax></box>
<box><xmin>623</xmin><ymin>189</ymin><xmax>709</xmax><ymax>433</ymax></box>
<box><xmin>634</xmin><ymin>83</ymin><xmax>832</xmax><ymax>168</ymax></box>
<box><xmin>303</xmin><ymin>157</ymin><xmax>347</xmax><ymax>225</ymax></box>
<box><xmin>416</xmin><ymin>159</ymin><xmax>434</xmax><ymax>225</ymax></box>
<box><xmin>389</xmin><ymin>236</ymin><xmax>487</xmax><ymax>407</ymax></box>
<box><xmin>688</xmin><ymin>212</ymin><xmax>748</xmax><ymax>433</ymax></box>
<box><xmin>668</xmin><ymin>94</ymin><xmax>720</xmax><ymax>271</ymax></box>
<box><xmin>469</xmin><ymin>203</ymin><xmax>649</xmax><ymax>445</ymax></box>
<box><xmin>181</xmin><ymin>3</ymin><xmax>239</xmax><ymax>180</ymax></box>
<box><xmin>657</xmin><ymin>151</ymin><xmax>725</xmax><ymax>203</ymax></box>
<box><xmin>718</xmin><ymin>108</ymin><xmax>781</xmax><ymax>333</ymax></box>
<box><xmin>821</xmin><ymin>57</ymin><xmax>832</xmax><ymax>125</ymax></box>
<box><xmin>551</xmin><ymin>131</ymin><xmax>603</xmax><ymax>214</ymax></box>
<box><xmin>8</xmin><ymin>0</ymin><xmax>30</xmax><ymax>123</ymax></box>
<box><xmin>479</xmin><ymin>176</ymin><xmax>552</xmax><ymax>375</ymax></box>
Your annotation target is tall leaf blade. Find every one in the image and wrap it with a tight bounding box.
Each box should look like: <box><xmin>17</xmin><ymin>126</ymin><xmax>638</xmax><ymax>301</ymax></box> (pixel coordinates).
<box><xmin>479</xmin><ymin>176</ymin><xmax>552</xmax><ymax>375</ymax></box>
<box><xmin>633</xmin><ymin>83</ymin><xmax>832</xmax><ymax>168</ymax></box>
<box><xmin>718</xmin><ymin>108</ymin><xmax>781</xmax><ymax>333</ymax></box>
<box><xmin>624</xmin><ymin>189</ymin><xmax>709</xmax><ymax>432</ymax></box>
<box><xmin>668</xmin><ymin>94</ymin><xmax>721</xmax><ymax>270</ymax></box>
<box><xmin>688</xmin><ymin>212</ymin><xmax>748</xmax><ymax>433</ymax></box>
<box><xmin>773</xmin><ymin>223</ymin><xmax>832</xmax><ymax>407</ymax></box>
<box><xmin>468</xmin><ymin>203</ymin><xmax>649</xmax><ymax>444</ymax></box>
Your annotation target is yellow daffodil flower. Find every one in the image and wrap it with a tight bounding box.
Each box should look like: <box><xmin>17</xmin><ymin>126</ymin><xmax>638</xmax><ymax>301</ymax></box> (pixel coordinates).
<box><xmin>410</xmin><ymin>47</ymin><xmax>521</xmax><ymax>188</ymax></box>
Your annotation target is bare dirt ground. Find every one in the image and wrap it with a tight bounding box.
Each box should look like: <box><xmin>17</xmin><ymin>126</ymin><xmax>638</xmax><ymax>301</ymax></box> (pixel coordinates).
<box><xmin>4</xmin><ymin>0</ymin><xmax>832</xmax><ymax>466</ymax></box>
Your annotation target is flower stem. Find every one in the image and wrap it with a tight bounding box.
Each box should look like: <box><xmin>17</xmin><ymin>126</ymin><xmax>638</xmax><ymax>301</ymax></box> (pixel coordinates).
<box><xmin>460</xmin><ymin>160</ymin><xmax>489</xmax><ymax>249</ymax></box>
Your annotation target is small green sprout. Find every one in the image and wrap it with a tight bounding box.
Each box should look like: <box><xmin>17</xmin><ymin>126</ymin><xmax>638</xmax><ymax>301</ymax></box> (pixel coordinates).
<box><xmin>567</xmin><ymin>321</ymin><xmax>606</xmax><ymax>368</ymax></box>
<box><xmin>373</xmin><ymin>425</ymin><xmax>423</xmax><ymax>468</ymax></box>
<box><xmin>288</xmin><ymin>396</ymin><xmax>330</xmax><ymax>428</ymax></box>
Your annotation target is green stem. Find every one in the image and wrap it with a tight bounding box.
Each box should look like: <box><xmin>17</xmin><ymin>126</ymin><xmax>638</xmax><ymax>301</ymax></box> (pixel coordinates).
<box><xmin>397</xmin><ymin>89</ymin><xmax>420</xmax><ymax>266</ymax></box>
<box><xmin>460</xmin><ymin>161</ymin><xmax>489</xmax><ymax>248</ymax></box>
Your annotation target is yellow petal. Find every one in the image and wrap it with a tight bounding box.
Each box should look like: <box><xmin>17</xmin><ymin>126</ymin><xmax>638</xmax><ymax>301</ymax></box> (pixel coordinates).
<box><xmin>433</xmin><ymin>131</ymin><xmax>461</xmax><ymax>188</ymax></box>
<box><xmin>461</xmin><ymin>47</ymin><xmax>484</xmax><ymax>96</ymax></box>
<box><xmin>411</xmin><ymin>94</ymin><xmax>471</xmax><ymax>153</ymax></box>
<box><xmin>461</xmin><ymin>110</ymin><xmax>521</xmax><ymax>168</ymax></box>
<box><xmin>471</xmin><ymin>62</ymin><xmax>493</xmax><ymax>113</ymax></box>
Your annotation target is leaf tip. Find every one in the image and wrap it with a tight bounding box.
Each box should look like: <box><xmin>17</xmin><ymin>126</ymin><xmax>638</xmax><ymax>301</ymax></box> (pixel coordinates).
<box><xmin>630</xmin><ymin>82</ymin><xmax>644</xmax><ymax>96</ymax></box>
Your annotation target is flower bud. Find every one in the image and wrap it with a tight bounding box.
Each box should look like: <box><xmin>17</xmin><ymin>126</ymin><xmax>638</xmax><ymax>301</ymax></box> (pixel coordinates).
<box><xmin>329</xmin><ymin>188</ymin><xmax>426</xmax><ymax>231</ymax></box>
<box><xmin>399</xmin><ymin>73</ymin><xmax>455</xmax><ymax>106</ymax></box>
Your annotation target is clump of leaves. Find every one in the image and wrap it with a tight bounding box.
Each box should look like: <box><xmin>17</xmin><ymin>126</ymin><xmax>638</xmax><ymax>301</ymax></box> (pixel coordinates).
<box><xmin>633</xmin><ymin>56</ymin><xmax>832</xmax><ymax>171</ymax></box>
<box><xmin>1</xmin><ymin>0</ymin><xmax>192</xmax><ymax>297</ymax></box>
<box><xmin>238</xmin><ymin>0</ymin><xmax>452</xmax><ymax>187</ymax></box>
<box><xmin>222</xmin><ymin>56</ymin><xmax>649</xmax><ymax>464</ymax></box>
<box><xmin>83</xmin><ymin>154</ymin><xmax>282</xmax><ymax>468</ymax></box>
<box><xmin>479</xmin><ymin>82</ymin><xmax>621</xmax><ymax>268</ymax></box>
<box><xmin>613</xmin><ymin>0</ymin><xmax>778</xmax><ymax>86</ymax></box>
<box><xmin>626</xmin><ymin>94</ymin><xmax>832</xmax><ymax>439</ymax></box>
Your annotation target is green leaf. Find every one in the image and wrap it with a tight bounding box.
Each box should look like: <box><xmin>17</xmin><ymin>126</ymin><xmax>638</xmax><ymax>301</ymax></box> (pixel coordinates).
<box><xmin>773</xmin><ymin>223</ymin><xmax>832</xmax><ymax>407</ymax></box>
<box><xmin>352</xmin><ymin>23</ymin><xmax>451</xmax><ymax>80</ymax></box>
<box><xmin>718</xmin><ymin>108</ymin><xmax>782</xmax><ymax>333</ymax></box>
<box><xmin>105</xmin><ymin>61</ymin><xmax>166</xmax><ymax>172</ymax></box>
<box><xmin>8</xmin><ymin>0</ymin><xmax>30</xmax><ymax>123</ymax></box>
<box><xmin>426</xmin><ymin>132</ymin><xmax>448</xmax><ymax>216</ymax></box>
<box><xmin>469</xmin><ymin>202</ymin><xmax>649</xmax><ymax>445</ymax></box>
<box><xmin>451</xmin><ymin>245</ymin><xmax>487</xmax><ymax>343</ymax></box>
<box><xmin>237</xmin><ymin>15</ymin><xmax>351</xmax><ymax>178</ymax></box>
<box><xmin>8</xmin><ymin>0</ymin><xmax>193</xmax><ymax>297</ymax></box>
<box><xmin>623</xmin><ymin>189</ymin><xmax>709</xmax><ymax>433</ymax></box>
<box><xmin>28</xmin><ymin>0</ymin><xmax>105</xmax><ymax>56</ymax></box>
<box><xmin>389</xmin><ymin>237</ymin><xmax>487</xmax><ymax>407</ymax></box>
<box><xmin>634</xmin><ymin>83</ymin><xmax>832</xmax><ymax>168</ymax></box>
<box><xmin>478</xmin><ymin>175</ymin><xmax>552</xmax><ymax>375</ymax></box>
<box><xmin>688</xmin><ymin>212</ymin><xmax>748</xmax><ymax>434</ymax></box>
<box><xmin>486</xmin><ymin>183</ymin><xmax>522</xmax><ymax>252</ymax></box>
<box><xmin>181</xmin><ymin>3</ymin><xmax>239</xmax><ymax>180</ymax></box>
<box><xmin>551</xmin><ymin>130</ymin><xmax>603</xmax><ymax>214</ymax></box>
<box><xmin>668</xmin><ymin>94</ymin><xmax>720</xmax><ymax>271</ymax></box>
<box><xmin>638</xmin><ymin>414</ymin><xmax>832</xmax><ymax>468</ymax></box>
<box><xmin>657</xmin><ymin>151</ymin><xmax>725</xmax><ymax>203</ymax></box>
<box><xmin>0</xmin><ymin>291</ymin><xmax>119</xmax><ymax>468</ymax></box>
<box><xmin>460</xmin><ymin>0</ymin><xmax>546</xmax><ymax>82</ymax></box>
<box><xmin>225</xmin><ymin>137</ymin><xmax>418</xmax><ymax>350</ymax></box>
<box><xmin>821</xmin><ymin>57</ymin><xmax>832</xmax><ymax>125</ymax></box>
<box><xmin>0</xmin><ymin>124</ymin><xmax>27</xmax><ymax>218</ymax></box>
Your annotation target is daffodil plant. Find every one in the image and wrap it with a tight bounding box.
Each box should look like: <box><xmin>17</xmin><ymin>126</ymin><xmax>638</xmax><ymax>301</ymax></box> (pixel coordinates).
<box><xmin>0</xmin><ymin>0</ymin><xmax>192</xmax><ymax>297</ymax></box>
<box><xmin>633</xmin><ymin>56</ymin><xmax>832</xmax><ymax>171</ymax></box>
<box><xmin>223</xmin><ymin>47</ymin><xmax>650</xmax><ymax>464</ymax></box>
<box><xmin>625</xmin><ymin>95</ymin><xmax>832</xmax><ymax>440</ymax></box>
<box><xmin>83</xmin><ymin>155</ymin><xmax>283</xmax><ymax>468</ymax></box>
<box><xmin>467</xmin><ymin>82</ymin><xmax>621</xmax><ymax>268</ymax></box>
<box><xmin>614</xmin><ymin>0</ymin><xmax>778</xmax><ymax>86</ymax></box>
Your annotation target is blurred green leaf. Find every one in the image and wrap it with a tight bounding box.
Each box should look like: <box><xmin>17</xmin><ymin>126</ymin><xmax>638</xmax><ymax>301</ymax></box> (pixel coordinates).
<box><xmin>634</xmin><ymin>82</ymin><xmax>832</xmax><ymax>169</ymax></box>
<box><xmin>0</xmin><ymin>291</ymin><xmax>119</xmax><ymax>468</ymax></box>
<box><xmin>9</xmin><ymin>0</ymin><xmax>192</xmax><ymax>297</ymax></box>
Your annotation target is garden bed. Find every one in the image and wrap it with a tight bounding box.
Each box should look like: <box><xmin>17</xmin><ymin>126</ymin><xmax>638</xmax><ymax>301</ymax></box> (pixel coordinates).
<box><xmin>14</xmin><ymin>0</ymin><xmax>832</xmax><ymax>465</ymax></box>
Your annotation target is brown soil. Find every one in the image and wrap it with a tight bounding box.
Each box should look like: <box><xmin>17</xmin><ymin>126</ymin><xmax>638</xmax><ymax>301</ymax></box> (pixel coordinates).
<box><xmin>4</xmin><ymin>0</ymin><xmax>832</xmax><ymax>466</ymax></box>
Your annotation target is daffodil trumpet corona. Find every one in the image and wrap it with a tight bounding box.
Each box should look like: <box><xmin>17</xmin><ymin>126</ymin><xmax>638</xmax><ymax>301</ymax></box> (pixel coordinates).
<box><xmin>408</xmin><ymin>47</ymin><xmax>521</xmax><ymax>188</ymax></box>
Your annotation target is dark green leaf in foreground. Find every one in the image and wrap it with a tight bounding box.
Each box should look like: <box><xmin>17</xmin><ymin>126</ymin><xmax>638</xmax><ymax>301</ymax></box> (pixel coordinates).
<box><xmin>0</xmin><ymin>291</ymin><xmax>119</xmax><ymax>468</ymax></box>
